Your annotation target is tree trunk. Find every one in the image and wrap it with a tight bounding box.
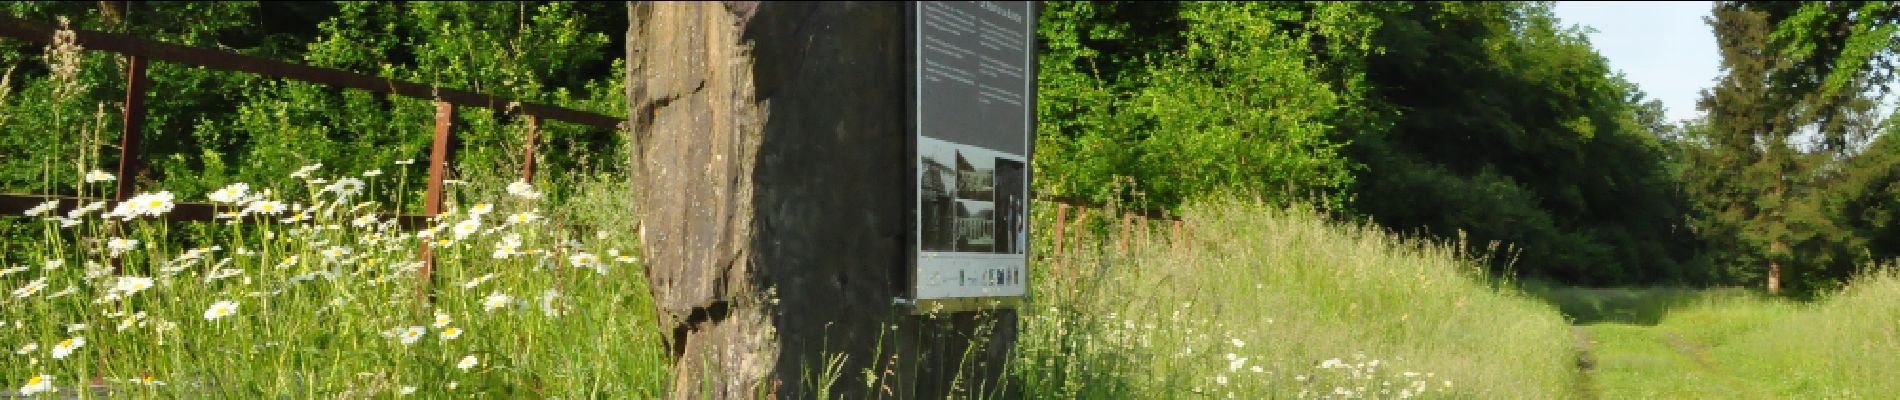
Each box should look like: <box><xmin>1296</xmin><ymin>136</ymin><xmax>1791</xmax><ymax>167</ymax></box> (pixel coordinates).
<box><xmin>627</xmin><ymin>2</ymin><xmax>1018</xmax><ymax>398</ymax></box>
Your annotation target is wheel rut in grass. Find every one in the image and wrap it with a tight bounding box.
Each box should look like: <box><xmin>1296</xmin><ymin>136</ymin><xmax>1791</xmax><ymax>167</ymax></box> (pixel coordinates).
<box><xmin>1571</xmin><ymin>326</ymin><xmax>1601</xmax><ymax>400</ymax></box>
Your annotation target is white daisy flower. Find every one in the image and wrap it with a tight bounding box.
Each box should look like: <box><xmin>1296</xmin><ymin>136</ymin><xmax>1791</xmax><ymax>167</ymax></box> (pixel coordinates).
<box><xmin>84</xmin><ymin>169</ymin><xmax>115</xmax><ymax>183</ymax></box>
<box><xmin>50</xmin><ymin>336</ymin><xmax>84</xmax><ymax>359</ymax></box>
<box><xmin>540</xmin><ymin>289</ymin><xmax>564</xmax><ymax>317</ymax></box>
<box><xmin>482</xmin><ymin>293</ymin><xmax>511</xmax><ymax>312</ymax></box>
<box><xmin>290</xmin><ymin>163</ymin><xmax>322</xmax><ymax>179</ymax></box>
<box><xmin>467</xmin><ymin>203</ymin><xmax>493</xmax><ymax>217</ymax></box>
<box><xmin>113</xmin><ymin>276</ymin><xmax>155</xmax><ymax>295</ymax></box>
<box><xmin>492</xmin><ymin>242</ymin><xmax>520</xmax><ymax>259</ymax></box>
<box><xmin>394</xmin><ymin>159</ymin><xmax>415</xmax><ymax>166</ymax></box>
<box><xmin>65</xmin><ymin>323</ymin><xmax>86</xmax><ymax>333</ymax></box>
<box><xmin>452</xmin><ymin>218</ymin><xmax>481</xmax><ymax>241</ymax></box>
<box><xmin>439</xmin><ymin>327</ymin><xmax>462</xmax><ymax>340</ymax></box>
<box><xmin>432</xmin><ymin>313</ymin><xmax>452</xmax><ymax>329</ymax></box>
<box><xmin>456</xmin><ymin>355</ymin><xmax>479</xmax><ymax>370</ymax></box>
<box><xmin>23</xmin><ymin>200</ymin><xmax>58</xmax><ymax>217</ymax></box>
<box><xmin>134</xmin><ymin>373</ymin><xmax>164</xmax><ymax>386</ymax></box>
<box><xmin>18</xmin><ymin>374</ymin><xmax>55</xmax><ymax>396</ymax></box>
<box><xmin>0</xmin><ymin>266</ymin><xmax>26</xmax><ymax>277</ymax></box>
<box><xmin>568</xmin><ymin>253</ymin><xmax>599</xmax><ymax>269</ymax></box>
<box><xmin>505</xmin><ymin>212</ymin><xmax>539</xmax><ymax>224</ymax></box>
<box><xmin>506</xmin><ymin>180</ymin><xmax>540</xmax><ymax>199</ymax></box>
<box><xmin>13</xmin><ymin>277</ymin><xmax>48</xmax><ymax>298</ymax></box>
<box><xmin>325</xmin><ymin>177</ymin><xmax>366</xmax><ymax>198</ymax></box>
<box><xmin>363</xmin><ymin>169</ymin><xmax>383</xmax><ymax>177</ymax></box>
<box><xmin>119</xmin><ymin>191</ymin><xmax>176</xmax><ymax>218</ymax></box>
<box><xmin>204</xmin><ymin>300</ymin><xmax>238</xmax><ymax>320</ymax></box>
<box><xmin>321</xmin><ymin>246</ymin><xmax>352</xmax><ymax>261</ymax></box>
<box><xmin>463</xmin><ymin>273</ymin><xmax>495</xmax><ymax>289</ymax></box>
<box><xmin>15</xmin><ymin>342</ymin><xmax>37</xmax><ymax>355</ymax></box>
<box><xmin>351</xmin><ymin>214</ymin><xmax>377</xmax><ymax>228</ymax></box>
<box><xmin>399</xmin><ymin>326</ymin><xmax>425</xmax><ymax>345</ymax></box>
<box><xmin>246</xmin><ymin>200</ymin><xmax>287</xmax><ymax>216</ymax></box>
<box><xmin>208</xmin><ymin>183</ymin><xmax>250</xmax><ymax>203</ymax></box>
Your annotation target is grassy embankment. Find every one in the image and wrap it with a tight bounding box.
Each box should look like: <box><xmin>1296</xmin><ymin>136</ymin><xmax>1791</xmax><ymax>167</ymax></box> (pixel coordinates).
<box><xmin>1011</xmin><ymin>197</ymin><xmax>1578</xmax><ymax>398</ymax></box>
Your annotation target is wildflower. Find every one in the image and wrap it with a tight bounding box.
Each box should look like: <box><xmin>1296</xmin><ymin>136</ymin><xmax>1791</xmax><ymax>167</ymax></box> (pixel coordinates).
<box><xmin>452</xmin><ymin>218</ymin><xmax>481</xmax><ymax>240</ymax></box>
<box><xmin>456</xmin><ymin>355</ymin><xmax>478</xmax><ymax>370</ymax></box>
<box><xmin>492</xmin><ymin>242</ymin><xmax>520</xmax><ymax>259</ymax></box>
<box><xmin>399</xmin><ymin>386</ymin><xmax>416</xmax><ymax>395</ymax></box>
<box><xmin>615</xmin><ymin>255</ymin><xmax>638</xmax><ymax>263</ymax></box>
<box><xmin>483</xmin><ymin>293</ymin><xmax>511</xmax><ymax>312</ymax></box>
<box><xmin>290</xmin><ymin>163</ymin><xmax>322</xmax><ymax>179</ymax></box>
<box><xmin>134</xmin><ymin>373</ymin><xmax>163</xmax><ymax>386</ymax></box>
<box><xmin>1320</xmin><ymin>358</ymin><xmax>1346</xmax><ymax>369</ymax></box>
<box><xmin>322</xmin><ymin>246</ymin><xmax>352</xmax><ymax>262</ymax></box>
<box><xmin>205</xmin><ymin>268</ymin><xmax>242</xmax><ymax>282</ymax></box>
<box><xmin>246</xmin><ymin>200</ymin><xmax>287</xmax><ymax>216</ymax></box>
<box><xmin>395</xmin><ymin>159</ymin><xmax>415</xmax><ymax>166</ymax></box>
<box><xmin>1232</xmin><ymin>338</ymin><xmax>1245</xmax><ymax>348</ymax></box>
<box><xmin>50</xmin><ymin>336</ymin><xmax>83</xmax><ymax>359</ymax></box>
<box><xmin>506</xmin><ymin>212</ymin><xmax>539</xmax><ymax>224</ymax></box>
<box><xmin>467</xmin><ymin>203</ymin><xmax>493</xmax><ymax>217</ymax></box>
<box><xmin>1215</xmin><ymin>374</ymin><xmax>1228</xmax><ymax>386</ymax></box>
<box><xmin>463</xmin><ymin>273</ymin><xmax>495</xmax><ymax>289</ymax></box>
<box><xmin>277</xmin><ymin>256</ymin><xmax>299</xmax><ymax>269</ymax></box>
<box><xmin>18</xmin><ymin>374</ymin><xmax>54</xmax><ymax>396</ymax></box>
<box><xmin>13</xmin><ymin>277</ymin><xmax>48</xmax><ymax>298</ymax></box>
<box><xmin>66</xmin><ymin>324</ymin><xmax>86</xmax><ymax>333</ymax></box>
<box><xmin>85</xmin><ymin>170</ymin><xmax>115</xmax><ymax>183</ymax></box>
<box><xmin>446</xmin><ymin>381</ymin><xmax>458</xmax><ymax>390</ymax></box>
<box><xmin>432</xmin><ymin>313</ymin><xmax>453</xmax><ymax>329</ymax></box>
<box><xmin>0</xmin><ymin>266</ymin><xmax>26</xmax><ymax>277</ymax></box>
<box><xmin>540</xmin><ymin>289</ymin><xmax>564</xmax><ymax>317</ymax></box>
<box><xmin>439</xmin><ymin>327</ymin><xmax>462</xmax><ymax>340</ymax></box>
<box><xmin>569</xmin><ymin>253</ymin><xmax>599</xmax><ymax>269</ymax></box>
<box><xmin>23</xmin><ymin>200</ymin><xmax>57</xmax><ymax>217</ymax></box>
<box><xmin>204</xmin><ymin>300</ymin><xmax>238</xmax><ymax>320</ymax></box>
<box><xmin>325</xmin><ymin>177</ymin><xmax>365</xmax><ymax>198</ymax></box>
<box><xmin>506</xmin><ymin>180</ymin><xmax>539</xmax><ymax>199</ymax></box>
<box><xmin>208</xmin><ymin>183</ymin><xmax>249</xmax><ymax>203</ymax></box>
<box><xmin>128</xmin><ymin>191</ymin><xmax>177</xmax><ymax>217</ymax></box>
<box><xmin>15</xmin><ymin>343</ymin><xmax>37</xmax><ymax>355</ymax></box>
<box><xmin>352</xmin><ymin>214</ymin><xmax>377</xmax><ymax>228</ymax></box>
<box><xmin>45</xmin><ymin>285</ymin><xmax>75</xmax><ymax>299</ymax></box>
<box><xmin>363</xmin><ymin>169</ymin><xmax>383</xmax><ymax>177</ymax></box>
<box><xmin>399</xmin><ymin>326</ymin><xmax>425</xmax><ymax>345</ymax></box>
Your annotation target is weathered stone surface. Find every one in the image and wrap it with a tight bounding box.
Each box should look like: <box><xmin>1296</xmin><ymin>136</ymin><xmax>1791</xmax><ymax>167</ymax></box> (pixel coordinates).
<box><xmin>628</xmin><ymin>2</ymin><xmax>1018</xmax><ymax>398</ymax></box>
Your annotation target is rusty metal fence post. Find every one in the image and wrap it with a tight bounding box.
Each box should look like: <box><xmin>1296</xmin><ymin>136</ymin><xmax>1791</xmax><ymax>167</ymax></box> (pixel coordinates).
<box><xmin>418</xmin><ymin>101</ymin><xmax>457</xmax><ymax>302</ymax></box>
<box><xmin>114</xmin><ymin>55</ymin><xmax>146</xmax><ymax>202</ymax></box>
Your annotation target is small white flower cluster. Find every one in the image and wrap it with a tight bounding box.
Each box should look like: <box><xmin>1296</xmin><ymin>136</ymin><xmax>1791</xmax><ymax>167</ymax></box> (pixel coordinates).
<box><xmin>104</xmin><ymin>191</ymin><xmax>176</xmax><ymax>220</ymax></box>
<box><xmin>1294</xmin><ymin>353</ymin><xmax>1446</xmax><ymax>399</ymax></box>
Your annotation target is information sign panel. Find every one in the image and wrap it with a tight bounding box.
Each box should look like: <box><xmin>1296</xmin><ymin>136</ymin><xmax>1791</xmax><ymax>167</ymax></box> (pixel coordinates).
<box><xmin>909</xmin><ymin>1</ymin><xmax>1035</xmax><ymax>306</ymax></box>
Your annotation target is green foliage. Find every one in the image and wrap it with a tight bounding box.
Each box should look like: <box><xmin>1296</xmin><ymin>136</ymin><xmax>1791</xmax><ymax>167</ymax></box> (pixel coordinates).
<box><xmin>1035</xmin><ymin>1</ymin><xmax>1378</xmax><ymax>213</ymax></box>
<box><xmin>0</xmin><ymin>2</ymin><xmax>626</xmax><ymax>212</ymax></box>
<box><xmin>1350</xmin><ymin>2</ymin><xmax>1696</xmax><ymax>284</ymax></box>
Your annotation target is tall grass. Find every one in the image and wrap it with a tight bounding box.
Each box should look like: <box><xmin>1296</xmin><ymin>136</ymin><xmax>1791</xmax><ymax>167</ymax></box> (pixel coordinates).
<box><xmin>1012</xmin><ymin>196</ymin><xmax>1577</xmax><ymax>398</ymax></box>
<box><xmin>1680</xmin><ymin>268</ymin><xmax>1900</xmax><ymax>397</ymax></box>
<box><xmin>0</xmin><ymin>167</ymin><xmax>669</xmax><ymax>397</ymax></box>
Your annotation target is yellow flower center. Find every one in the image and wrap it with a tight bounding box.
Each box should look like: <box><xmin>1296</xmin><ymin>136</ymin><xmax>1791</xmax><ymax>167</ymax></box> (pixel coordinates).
<box><xmin>148</xmin><ymin>200</ymin><xmax>164</xmax><ymax>208</ymax></box>
<box><xmin>27</xmin><ymin>375</ymin><xmax>42</xmax><ymax>385</ymax></box>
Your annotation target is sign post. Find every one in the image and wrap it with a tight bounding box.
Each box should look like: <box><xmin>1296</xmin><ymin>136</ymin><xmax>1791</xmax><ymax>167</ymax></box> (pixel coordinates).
<box><xmin>907</xmin><ymin>1</ymin><xmax>1036</xmax><ymax>312</ymax></box>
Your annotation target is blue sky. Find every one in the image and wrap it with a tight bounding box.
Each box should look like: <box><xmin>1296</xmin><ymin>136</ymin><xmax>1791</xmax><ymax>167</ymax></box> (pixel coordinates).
<box><xmin>1552</xmin><ymin>1</ymin><xmax>1719</xmax><ymax>124</ymax></box>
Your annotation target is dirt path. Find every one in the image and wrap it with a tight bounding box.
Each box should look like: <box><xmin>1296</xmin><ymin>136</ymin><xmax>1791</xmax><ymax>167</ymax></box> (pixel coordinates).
<box><xmin>1570</xmin><ymin>326</ymin><xmax>1600</xmax><ymax>400</ymax></box>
